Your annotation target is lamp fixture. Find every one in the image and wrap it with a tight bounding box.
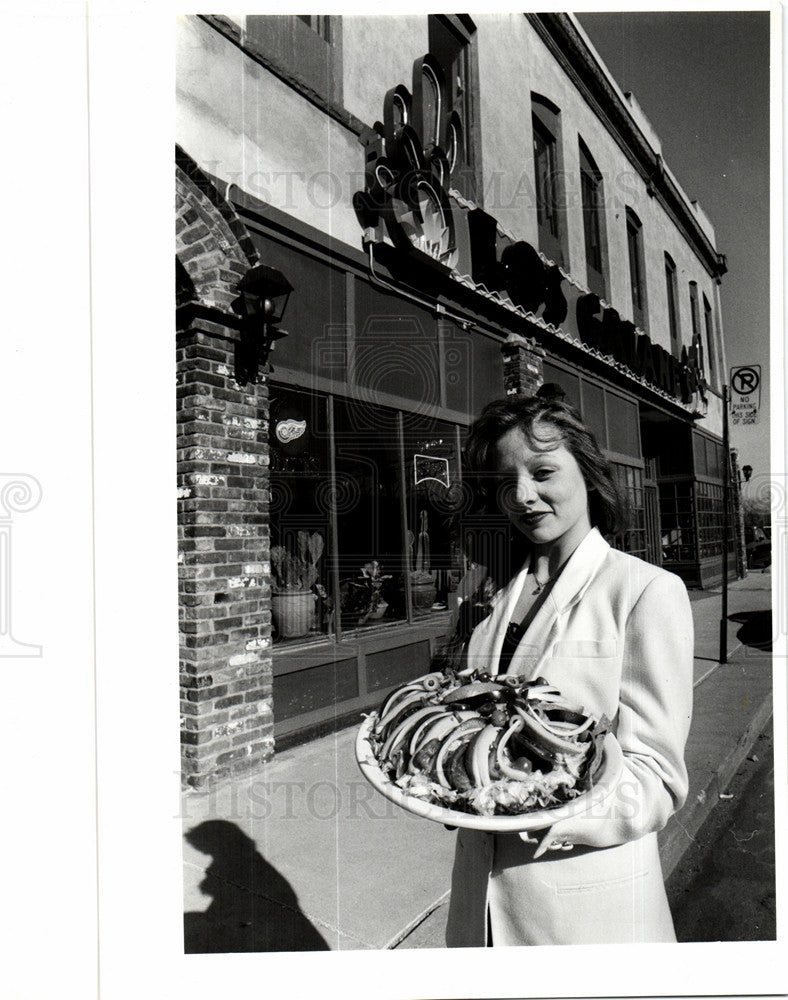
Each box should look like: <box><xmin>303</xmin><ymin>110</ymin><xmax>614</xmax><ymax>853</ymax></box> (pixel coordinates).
<box><xmin>232</xmin><ymin>263</ymin><xmax>293</xmax><ymax>384</ymax></box>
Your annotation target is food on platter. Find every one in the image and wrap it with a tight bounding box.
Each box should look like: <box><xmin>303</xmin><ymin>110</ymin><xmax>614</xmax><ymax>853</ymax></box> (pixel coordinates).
<box><xmin>362</xmin><ymin>670</ymin><xmax>610</xmax><ymax>818</ymax></box>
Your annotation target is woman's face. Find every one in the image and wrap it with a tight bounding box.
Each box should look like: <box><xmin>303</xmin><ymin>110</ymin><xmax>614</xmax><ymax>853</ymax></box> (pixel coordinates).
<box><xmin>493</xmin><ymin>422</ymin><xmax>592</xmax><ymax>557</ymax></box>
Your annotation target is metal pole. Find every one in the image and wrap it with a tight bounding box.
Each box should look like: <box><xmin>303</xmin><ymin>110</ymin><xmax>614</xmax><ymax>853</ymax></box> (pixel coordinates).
<box><xmin>719</xmin><ymin>383</ymin><xmax>729</xmax><ymax>663</ymax></box>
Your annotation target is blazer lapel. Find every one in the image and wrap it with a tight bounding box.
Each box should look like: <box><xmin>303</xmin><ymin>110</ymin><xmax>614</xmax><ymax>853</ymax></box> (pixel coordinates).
<box><xmin>503</xmin><ymin>527</ymin><xmax>611</xmax><ymax>678</ymax></box>
<box><xmin>465</xmin><ymin>559</ymin><xmax>530</xmax><ymax>676</ymax></box>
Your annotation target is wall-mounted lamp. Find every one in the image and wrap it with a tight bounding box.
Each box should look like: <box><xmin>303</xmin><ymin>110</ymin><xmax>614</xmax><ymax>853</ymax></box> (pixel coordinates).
<box><xmin>742</xmin><ymin>464</ymin><xmax>753</xmax><ymax>483</ymax></box>
<box><xmin>232</xmin><ymin>263</ymin><xmax>293</xmax><ymax>384</ymax></box>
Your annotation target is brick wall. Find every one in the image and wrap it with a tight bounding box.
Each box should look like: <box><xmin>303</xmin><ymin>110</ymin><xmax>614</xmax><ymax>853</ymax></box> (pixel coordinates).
<box><xmin>177</xmin><ymin>316</ymin><xmax>273</xmax><ymax>788</ymax></box>
<box><xmin>501</xmin><ymin>332</ymin><xmax>545</xmax><ymax>397</ymax></box>
<box><xmin>176</xmin><ymin>148</ymin><xmax>274</xmax><ymax>789</ymax></box>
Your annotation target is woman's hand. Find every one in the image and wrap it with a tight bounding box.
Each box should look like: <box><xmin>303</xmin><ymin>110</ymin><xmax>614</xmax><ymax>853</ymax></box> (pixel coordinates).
<box><xmin>529</xmin><ymin>812</ymin><xmax>629</xmax><ymax>858</ymax></box>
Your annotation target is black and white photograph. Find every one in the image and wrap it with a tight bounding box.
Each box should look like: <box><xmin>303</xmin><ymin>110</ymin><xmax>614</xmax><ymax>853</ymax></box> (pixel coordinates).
<box><xmin>2</xmin><ymin>4</ymin><xmax>786</xmax><ymax>999</ymax></box>
<box><xmin>175</xmin><ymin>5</ymin><xmax>777</xmax><ymax>954</ymax></box>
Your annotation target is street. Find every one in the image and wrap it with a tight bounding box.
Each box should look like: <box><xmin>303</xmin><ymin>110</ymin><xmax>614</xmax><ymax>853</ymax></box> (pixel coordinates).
<box><xmin>667</xmin><ymin>724</ymin><xmax>775</xmax><ymax>942</ymax></box>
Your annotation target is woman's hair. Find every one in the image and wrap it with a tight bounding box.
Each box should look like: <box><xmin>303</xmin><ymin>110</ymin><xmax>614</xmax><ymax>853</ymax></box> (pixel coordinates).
<box><xmin>434</xmin><ymin>393</ymin><xmax>628</xmax><ymax>672</ymax></box>
<box><xmin>464</xmin><ymin>394</ymin><xmax>628</xmax><ymax>536</ymax></box>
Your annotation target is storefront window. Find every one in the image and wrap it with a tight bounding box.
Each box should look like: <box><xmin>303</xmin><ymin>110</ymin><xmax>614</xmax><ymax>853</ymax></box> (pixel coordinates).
<box><xmin>611</xmin><ymin>463</ymin><xmax>646</xmax><ymax>560</ymax></box>
<box><xmin>333</xmin><ymin>397</ymin><xmax>405</xmax><ymax>632</ymax></box>
<box><xmin>696</xmin><ymin>481</ymin><xmax>735</xmax><ymax>560</ymax></box>
<box><xmin>402</xmin><ymin>414</ymin><xmax>463</xmax><ymax>617</ymax></box>
<box><xmin>269</xmin><ymin>386</ymin><xmax>332</xmax><ymax>644</ymax></box>
<box><xmin>270</xmin><ymin>387</ymin><xmax>466</xmax><ymax>644</ymax></box>
<box><xmin>659</xmin><ymin>481</ymin><xmax>696</xmax><ymax>563</ymax></box>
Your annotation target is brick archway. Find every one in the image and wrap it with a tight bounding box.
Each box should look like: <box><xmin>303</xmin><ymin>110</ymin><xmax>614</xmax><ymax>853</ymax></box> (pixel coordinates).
<box><xmin>175</xmin><ymin>144</ymin><xmax>258</xmax><ymax>312</ymax></box>
<box><xmin>176</xmin><ymin>146</ymin><xmax>273</xmax><ymax>790</ymax></box>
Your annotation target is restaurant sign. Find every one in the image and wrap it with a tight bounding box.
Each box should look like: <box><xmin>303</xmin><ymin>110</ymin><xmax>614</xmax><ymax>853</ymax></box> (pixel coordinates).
<box><xmin>354</xmin><ymin>57</ymin><xmax>707</xmax><ymax>410</ymax></box>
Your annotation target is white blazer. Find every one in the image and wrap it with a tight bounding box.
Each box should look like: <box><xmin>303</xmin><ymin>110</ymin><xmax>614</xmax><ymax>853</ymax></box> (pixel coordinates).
<box><xmin>445</xmin><ymin>527</ymin><xmax>694</xmax><ymax>946</ymax></box>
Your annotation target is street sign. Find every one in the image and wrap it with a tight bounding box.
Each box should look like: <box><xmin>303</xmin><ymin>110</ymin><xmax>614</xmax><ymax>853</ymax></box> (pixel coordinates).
<box><xmin>729</xmin><ymin>365</ymin><xmax>761</xmax><ymax>425</ymax></box>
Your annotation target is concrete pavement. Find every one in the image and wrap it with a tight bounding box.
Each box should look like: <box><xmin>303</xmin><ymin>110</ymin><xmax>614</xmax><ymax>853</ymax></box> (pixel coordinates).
<box><xmin>181</xmin><ymin>570</ymin><xmax>774</xmax><ymax>951</ymax></box>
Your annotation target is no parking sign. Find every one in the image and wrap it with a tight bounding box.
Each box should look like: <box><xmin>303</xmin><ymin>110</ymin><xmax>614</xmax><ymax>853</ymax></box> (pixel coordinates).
<box><xmin>729</xmin><ymin>365</ymin><xmax>761</xmax><ymax>425</ymax></box>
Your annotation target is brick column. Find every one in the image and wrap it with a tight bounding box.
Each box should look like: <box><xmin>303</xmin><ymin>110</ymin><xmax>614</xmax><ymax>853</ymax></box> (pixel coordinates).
<box><xmin>501</xmin><ymin>332</ymin><xmax>545</xmax><ymax>397</ymax></box>
<box><xmin>177</xmin><ymin>306</ymin><xmax>273</xmax><ymax>789</ymax></box>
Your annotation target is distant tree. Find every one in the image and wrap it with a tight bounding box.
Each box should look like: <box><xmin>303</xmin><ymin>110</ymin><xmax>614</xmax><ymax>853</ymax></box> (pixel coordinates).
<box><xmin>742</xmin><ymin>495</ymin><xmax>771</xmax><ymax>529</ymax></box>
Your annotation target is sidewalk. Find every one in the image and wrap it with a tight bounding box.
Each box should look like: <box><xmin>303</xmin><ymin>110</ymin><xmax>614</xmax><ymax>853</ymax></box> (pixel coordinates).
<box><xmin>181</xmin><ymin>571</ymin><xmax>774</xmax><ymax>951</ymax></box>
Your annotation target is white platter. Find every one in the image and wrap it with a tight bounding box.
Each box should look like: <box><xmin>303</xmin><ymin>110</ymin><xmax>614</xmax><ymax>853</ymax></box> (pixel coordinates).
<box><xmin>355</xmin><ymin>715</ymin><xmax>623</xmax><ymax>833</ymax></box>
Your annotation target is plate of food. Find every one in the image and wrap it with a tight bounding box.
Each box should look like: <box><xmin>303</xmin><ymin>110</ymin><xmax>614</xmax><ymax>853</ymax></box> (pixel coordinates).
<box><xmin>355</xmin><ymin>669</ymin><xmax>623</xmax><ymax>832</ymax></box>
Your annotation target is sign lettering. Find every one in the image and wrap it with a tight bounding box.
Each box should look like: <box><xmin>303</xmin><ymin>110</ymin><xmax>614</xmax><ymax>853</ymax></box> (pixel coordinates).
<box><xmin>730</xmin><ymin>365</ymin><xmax>761</xmax><ymax>425</ymax></box>
<box><xmin>355</xmin><ymin>58</ymin><xmax>708</xmax><ymax>411</ymax></box>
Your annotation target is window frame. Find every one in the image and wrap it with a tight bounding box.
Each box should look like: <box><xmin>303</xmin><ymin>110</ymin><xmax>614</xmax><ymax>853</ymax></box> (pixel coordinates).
<box><xmin>269</xmin><ymin>382</ymin><xmax>468</xmax><ymax>649</ymax></box>
<box><xmin>578</xmin><ymin>137</ymin><xmax>608</xmax><ymax>300</ymax></box>
<box><xmin>664</xmin><ymin>252</ymin><xmax>681</xmax><ymax>355</ymax></box>
<box><xmin>625</xmin><ymin>207</ymin><xmax>648</xmax><ymax>330</ymax></box>
<box><xmin>702</xmin><ymin>292</ymin><xmax>716</xmax><ymax>377</ymax></box>
<box><xmin>428</xmin><ymin>14</ymin><xmax>481</xmax><ymax>203</ymax></box>
<box><xmin>245</xmin><ymin>14</ymin><xmax>343</xmax><ymax>108</ymax></box>
<box><xmin>689</xmin><ymin>280</ymin><xmax>701</xmax><ymax>342</ymax></box>
<box><xmin>531</xmin><ymin>93</ymin><xmax>567</xmax><ymax>268</ymax></box>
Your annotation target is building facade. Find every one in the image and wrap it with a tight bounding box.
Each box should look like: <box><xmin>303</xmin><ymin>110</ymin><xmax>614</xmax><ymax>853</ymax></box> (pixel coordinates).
<box><xmin>176</xmin><ymin>13</ymin><xmax>738</xmax><ymax>787</ymax></box>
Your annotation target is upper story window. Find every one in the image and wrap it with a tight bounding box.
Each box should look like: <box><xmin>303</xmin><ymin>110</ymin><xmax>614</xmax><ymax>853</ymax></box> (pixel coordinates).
<box><xmin>689</xmin><ymin>281</ymin><xmax>700</xmax><ymax>336</ymax></box>
<box><xmin>428</xmin><ymin>15</ymin><xmax>479</xmax><ymax>202</ymax></box>
<box><xmin>703</xmin><ymin>293</ymin><xmax>716</xmax><ymax>376</ymax></box>
<box><xmin>664</xmin><ymin>253</ymin><xmax>680</xmax><ymax>354</ymax></box>
<box><xmin>626</xmin><ymin>207</ymin><xmax>647</xmax><ymax>329</ymax></box>
<box><xmin>246</xmin><ymin>14</ymin><xmax>343</xmax><ymax>107</ymax></box>
<box><xmin>579</xmin><ymin>137</ymin><xmax>606</xmax><ymax>299</ymax></box>
<box><xmin>296</xmin><ymin>14</ymin><xmax>332</xmax><ymax>42</ymax></box>
<box><xmin>420</xmin><ymin>61</ymin><xmax>441</xmax><ymax>149</ymax></box>
<box><xmin>688</xmin><ymin>280</ymin><xmax>702</xmax><ymax>361</ymax></box>
<box><xmin>532</xmin><ymin>94</ymin><xmax>565</xmax><ymax>267</ymax></box>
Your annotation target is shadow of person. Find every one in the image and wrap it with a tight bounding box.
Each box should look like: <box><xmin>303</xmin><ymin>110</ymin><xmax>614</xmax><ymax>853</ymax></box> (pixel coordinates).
<box><xmin>183</xmin><ymin>820</ymin><xmax>330</xmax><ymax>953</ymax></box>
<box><xmin>729</xmin><ymin>610</ymin><xmax>773</xmax><ymax>652</ymax></box>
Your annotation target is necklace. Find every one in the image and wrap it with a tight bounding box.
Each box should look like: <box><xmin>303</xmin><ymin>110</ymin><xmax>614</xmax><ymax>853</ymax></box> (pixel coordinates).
<box><xmin>531</xmin><ymin>570</ymin><xmax>547</xmax><ymax>595</ymax></box>
<box><xmin>530</xmin><ymin>563</ymin><xmax>558</xmax><ymax>595</ymax></box>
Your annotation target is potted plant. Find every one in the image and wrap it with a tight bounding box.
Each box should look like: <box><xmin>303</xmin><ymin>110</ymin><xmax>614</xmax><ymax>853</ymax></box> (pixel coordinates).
<box><xmin>270</xmin><ymin>531</ymin><xmax>324</xmax><ymax>638</ymax></box>
<box><xmin>409</xmin><ymin>510</ymin><xmax>437</xmax><ymax>611</ymax></box>
<box><xmin>340</xmin><ymin>560</ymin><xmax>392</xmax><ymax>626</ymax></box>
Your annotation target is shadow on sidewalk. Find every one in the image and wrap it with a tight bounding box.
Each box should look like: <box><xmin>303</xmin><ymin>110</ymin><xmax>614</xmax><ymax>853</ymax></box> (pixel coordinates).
<box><xmin>729</xmin><ymin>610</ymin><xmax>773</xmax><ymax>652</ymax></box>
<box><xmin>183</xmin><ymin>820</ymin><xmax>330</xmax><ymax>953</ymax></box>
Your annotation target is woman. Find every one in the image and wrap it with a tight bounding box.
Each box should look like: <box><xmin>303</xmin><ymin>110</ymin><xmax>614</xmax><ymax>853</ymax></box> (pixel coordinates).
<box><xmin>445</xmin><ymin>393</ymin><xmax>693</xmax><ymax>947</ymax></box>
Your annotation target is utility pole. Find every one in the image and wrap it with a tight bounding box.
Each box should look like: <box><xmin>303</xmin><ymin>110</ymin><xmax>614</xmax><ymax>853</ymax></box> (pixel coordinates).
<box><xmin>719</xmin><ymin>383</ymin><xmax>729</xmax><ymax>664</ymax></box>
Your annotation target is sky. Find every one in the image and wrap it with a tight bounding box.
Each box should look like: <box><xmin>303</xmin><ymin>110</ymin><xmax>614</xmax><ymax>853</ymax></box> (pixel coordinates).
<box><xmin>576</xmin><ymin>11</ymin><xmax>773</xmax><ymax>490</ymax></box>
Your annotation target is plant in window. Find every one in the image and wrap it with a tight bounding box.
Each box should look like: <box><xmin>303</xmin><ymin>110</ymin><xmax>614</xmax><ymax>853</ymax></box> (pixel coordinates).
<box><xmin>341</xmin><ymin>560</ymin><xmax>393</xmax><ymax>626</ymax></box>
<box><xmin>409</xmin><ymin>510</ymin><xmax>437</xmax><ymax>610</ymax></box>
<box><xmin>270</xmin><ymin>531</ymin><xmax>324</xmax><ymax>638</ymax></box>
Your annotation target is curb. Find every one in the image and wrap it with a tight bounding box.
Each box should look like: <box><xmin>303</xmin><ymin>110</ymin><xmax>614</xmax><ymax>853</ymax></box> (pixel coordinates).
<box><xmin>659</xmin><ymin>670</ymin><xmax>773</xmax><ymax>880</ymax></box>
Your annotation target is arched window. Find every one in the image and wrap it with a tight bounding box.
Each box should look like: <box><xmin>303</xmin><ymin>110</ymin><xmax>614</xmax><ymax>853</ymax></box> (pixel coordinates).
<box><xmin>420</xmin><ymin>62</ymin><xmax>441</xmax><ymax>148</ymax></box>
<box><xmin>579</xmin><ymin>137</ymin><xmax>607</xmax><ymax>299</ymax></box>
<box><xmin>531</xmin><ymin>94</ymin><xmax>565</xmax><ymax>266</ymax></box>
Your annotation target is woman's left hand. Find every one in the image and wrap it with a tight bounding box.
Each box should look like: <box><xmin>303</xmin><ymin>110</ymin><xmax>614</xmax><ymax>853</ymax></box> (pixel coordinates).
<box><xmin>527</xmin><ymin>813</ymin><xmax>623</xmax><ymax>858</ymax></box>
